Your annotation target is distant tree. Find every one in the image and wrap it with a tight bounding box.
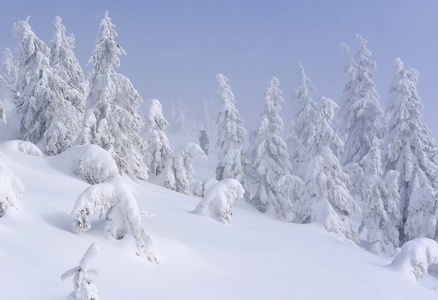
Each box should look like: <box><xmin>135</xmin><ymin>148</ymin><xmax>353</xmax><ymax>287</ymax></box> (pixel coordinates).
<box><xmin>215</xmin><ymin>74</ymin><xmax>248</xmax><ymax>186</ymax></box>
<box><xmin>162</xmin><ymin>143</ymin><xmax>206</xmax><ymax>195</ymax></box>
<box><xmin>80</xmin><ymin>12</ymin><xmax>148</xmax><ymax>179</ymax></box>
<box><xmin>61</xmin><ymin>243</ymin><xmax>100</xmax><ymax>300</ymax></box>
<box><xmin>249</xmin><ymin>77</ymin><xmax>293</xmax><ymax>218</ymax></box>
<box><xmin>288</xmin><ymin>63</ymin><xmax>319</xmax><ymax>179</ymax></box>
<box><xmin>302</xmin><ymin>97</ymin><xmax>360</xmax><ymax>242</ymax></box>
<box><xmin>168</xmin><ymin>100</ymin><xmax>189</xmax><ymax>135</ymax></box>
<box><xmin>338</xmin><ymin>36</ymin><xmax>386</xmax><ymax>196</ymax></box>
<box><xmin>13</xmin><ymin>18</ymin><xmax>80</xmax><ymax>155</ymax></box>
<box><xmin>2</xmin><ymin>48</ymin><xmax>17</xmax><ymax>88</ymax></box>
<box><xmin>142</xmin><ymin>99</ymin><xmax>172</xmax><ymax>177</ymax></box>
<box><xmin>384</xmin><ymin>57</ymin><xmax>438</xmax><ymax>243</ymax></box>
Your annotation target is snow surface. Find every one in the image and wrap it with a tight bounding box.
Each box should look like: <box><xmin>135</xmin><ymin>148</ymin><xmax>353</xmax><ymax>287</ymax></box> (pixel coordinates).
<box><xmin>2</xmin><ymin>134</ymin><xmax>438</xmax><ymax>299</ymax></box>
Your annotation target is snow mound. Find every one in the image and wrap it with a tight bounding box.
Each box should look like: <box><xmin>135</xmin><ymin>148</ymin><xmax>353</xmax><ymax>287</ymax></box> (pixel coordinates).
<box><xmin>193</xmin><ymin>178</ymin><xmax>244</xmax><ymax>223</ymax></box>
<box><xmin>17</xmin><ymin>141</ymin><xmax>42</xmax><ymax>156</ymax></box>
<box><xmin>390</xmin><ymin>238</ymin><xmax>438</xmax><ymax>281</ymax></box>
<box><xmin>73</xmin><ymin>144</ymin><xmax>119</xmax><ymax>184</ymax></box>
<box><xmin>0</xmin><ymin>160</ymin><xmax>24</xmax><ymax>217</ymax></box>
<box><xmin>191</xmin><ymin>178</ymin><xmax>218</xmax><ymax>197</ymax></box>
<box><xmin>71</xmin><ymin>177</ymin><xmax>157</xmax><ymax>263</ymax></box>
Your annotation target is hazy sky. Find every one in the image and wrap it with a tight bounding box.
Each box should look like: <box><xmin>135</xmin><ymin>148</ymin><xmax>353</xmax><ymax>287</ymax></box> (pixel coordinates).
<box><xmin>1</xmin><ymin>0</ymin><xmax>438</xmax><ymax>134</ymax></box>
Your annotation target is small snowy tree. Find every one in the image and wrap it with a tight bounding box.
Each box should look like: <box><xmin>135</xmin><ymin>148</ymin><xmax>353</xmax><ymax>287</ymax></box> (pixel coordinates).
<box><xmin>18</xmin><ymin>141</ymin><xmax>43</xmax><ymax>156</ymax></box>
<box><xmin>0</xmin><ymin>101</ymin><xmax>5</xmax><ymax>124</ymax></box>
<box><xmin>61</xmin><ymin>243</ymin><xmax>100</xmax><ymax>300</ymax></box>
<box><xmin>0</xmin><ymin>161</ymin><xmax>24</xmax><ymax>217</ymax></box>
<box><xmin>2</xmin><ymin>48</ymin><xmax>17</xmax><ymax>88</ymax></box>
<box><xmin>288</xmin><ymin>63</ymin><xmax>319</xmax><ymax>178</ymax></box>
<box><xmin>359</xmin><ymin>146</ymin><xmax>401</xmax><ymax>255</ymax></box>
<box><xmin>276</xmin><ymin>174</ymin><xmax>304</xmax><ymax>222</ymax></box>
<box><xmin>384</xmin><ymin>57</ymin><xmax>438</xmax><ymax>243</ymax></box>
<box><xmin>142</xmin><ymin>99</ymin><xmax>172</xmax><ymax>177</ymax></box>
<box><xmin>162</xmin><ymin>143</ymin><xmax>206</xmax><ymax>195</ymax></box>
<box><xmin>80</xmin><ymin>12</ymin><xmax>148</xmax><ymax>180</ymax></box>
<box><xmin>390</xmin><ymin>238</ymin><xmax>438</xmax><ymax>281</ymax></box>
<box><xmin>191</xmin><ymin>178</ymin><xmax>218</xmax><ymax>197</ymax></box>
<box><xmin>168</xmin><ymin>100</ymin><xmax>189</xmax><ymax>135</ymax></box>
<box><xmin>71</xmin><ymin>177</ymin><xmax>157</xmax><ymax>262</ymax></box>
<box><xmin>249</xmin><ymin>77</ymin><xmax>293</xmax><ymax>218</ymax></box>
<box><xmin>193</xmin><ymin>178</ymin><xmax>244</xmax><ymax>223</ymax></box>
<box><xmin>302</xmin><ymin>97</ymin><xmax>360</xmax><ymax>242</ymax></box>
<box><xmin>215</xmin><ymin>74</ymin><xmax>248</xmax><ymax>185</ymax></box>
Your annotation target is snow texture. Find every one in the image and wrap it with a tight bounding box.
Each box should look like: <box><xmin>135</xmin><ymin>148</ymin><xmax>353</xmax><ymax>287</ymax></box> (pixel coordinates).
<box><xmin>17</xmin><ymin>141</ymin><xmax>42</xmax><ymax>156</ymax></box>
<box><xmin>61</xmin><ymin>243</ymin><xmax>100</xmax><ymax>300</ymax></box>
<box><xmin>71</xmin><ymin>177</ymin><xmax>157</xmax><ymax>262</ymax></box>
<box><xmin>390</xmin><ymin>238</ymin><xmax>438</xmax><ymax>281</ymax></box>
<box><xmin>0</xmin><ymin>160</ymin><xmax>24</xmax><ymax>217</ymax></box>
<box><xmin>193</xmin><ymin>178</ymin><xmax>244</xmax><ymax>223</ymax></box>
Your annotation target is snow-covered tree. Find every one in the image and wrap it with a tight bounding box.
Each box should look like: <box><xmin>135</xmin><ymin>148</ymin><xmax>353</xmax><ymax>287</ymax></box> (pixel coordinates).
<box><xmin>302</xmin><ymin>97</ymin><xmax>360</xmax><ymax>242</ymax></box>
<box><xmin>249</xmin><ymin>77</ymin><xmax>293</xmax><ymax>218</ymax></box>
<box><xmin>215</xmin><ymin>74</ymin><xmax>248</xmax><ymax>185</ymax></box>
<box><xmin>61</xmin><ymin>243</ymin><xmax>100</xmax><ymax>300</ymax></box>
<box><xmin>359</xmin><ymin>146</ymin><xmax>401</xmax><ymax>255</ymax></box>
<box><xmin>168</xmin><ymin>100</ymin><xmax>189</xmax><ymax>135</ymax></box>
<box><xmin>276</xmin><ymin>174</ymin><xmax>304</xmax><ymax>222</ymax></box>
<box><xmin>0</xmin><ymin>100</ymin><xmax>5</xmax><ymax>124</ymax></box>
<box><xmin>288</xmin><ymin>63</ymin><xmax>319</xmax><ymax>178</ymax></box>
<box><xmin>71</xmin><ymin>177</ymin><xmax>157</xmax><ymax>262</ymax></box>
<box><xmin>13</xmin><ymin>18</ymin><xmax>81</xmax><ymax>155</ymax></box>
<box><xmin>191</xmin><ymin>178</ymin><xmax>218</xmax><ymax>197</ymax></box>
<box><xmin>50</xmin><ymin>16</ymin><xmax>86</xmax><ymax>117</ymax></box>
<box><xmin>80</xmin><ymin>11</ymin><xmax>148</xmax><ymax>180</ymax></box>
<box><xmin>201</xmin><ymin>99</ymin><xmax>218</xmax><ymax>136</ymax></box>
<box><xmin>0</xmin><ymin>161</ymin><xmax>24</xmax><ymax>217</ymax></box>
<box><xmin>385</xmin><ymin>57</ymin><xmax>438</xmax><ymax>243</ymax></box>
<box><xmin>142</xmin><ymin>99</ymin><xmax>172</xmax><ymax>177</ymax></box>
<box><xmin>193</xmin><ymin>178</ymin><xmax>244</xmax><ymax>223</ymax></box>
<box><xmin>338</xmin><ymin>36</ymin><xmax>385</xmax><ymax>196</ymax></box>
<box><xmin>2</xmin><ymin>48</ymin><xmax>17</xmax><ymax>88</ymax></box>
<box><xmin>162</xmin><ymin>143</ymin><xmax>206</xmax><ymax>195</ymax></box>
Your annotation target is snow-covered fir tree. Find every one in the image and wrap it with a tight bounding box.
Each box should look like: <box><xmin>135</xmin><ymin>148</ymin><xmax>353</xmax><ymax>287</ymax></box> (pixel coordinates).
<box><xmin>338</xmin><ymin>35</ymin><xmax>385</xmax><ymax>196</ymax></box>
<box><xmin>215</xmin><ymin>74</ymin><xmax>248</xmax><ymax>185</ymax></box>
<box><xmin>142</xmin><ymin>99</ymin><xmax>172</xmax><ymax>177</ymax></box>
<box><xmin>288</xmin><ymin>63</ymin><xmax>319</xmax><ymax>179</ymax></box>
<box><xmin>249</xmin><ymin>77</ymin><xmax>293</xmax><ymax>219</ymax></box>
<box><xmin>2</xmin><ymin>48</ymin><xmax>17</xmax><ymax>88</ymax></box>
<box><xmin>302</xmin><ymin>97</ymin><xmax>360</xmax><ymax>242</ymax></box>
<box><xmin>168</xmin><ymin>100</ymin><xmax>189</xmax><ymax>135</ymax></box>
<box><xmin>13</xmin><ymin>18</ymin><xmax>82</xmax><ymax>155</ymax></box>
<box><xmin>384</xmin><ymin>57</ymin><xmax>438</xmax><ymax>243</ymax></box>
<box><xmin>80</xmin><ymin>12</ymin><xmax>148</xmax><ymax>179</ymax></box>
<box><xmin>61</xmin><ymin>243</ymin><xmax>100</xmax><ymax>300</ymax></box>
<box><xmin>359</xmin><ymin>146</ymin><xmax>401</xmax><ymax>255</ymax></box>
<box><xmin>162</xmin><ymin>143</ymin><xmax>206</xmax><ymax>195</ymax></box>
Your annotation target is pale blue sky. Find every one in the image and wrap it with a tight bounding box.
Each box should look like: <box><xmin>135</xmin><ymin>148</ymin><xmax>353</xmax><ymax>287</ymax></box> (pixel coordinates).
<box><xmin>1</xmin><ymin>0</ymin><xmax>438</xmax><ymax>134</ymax></box>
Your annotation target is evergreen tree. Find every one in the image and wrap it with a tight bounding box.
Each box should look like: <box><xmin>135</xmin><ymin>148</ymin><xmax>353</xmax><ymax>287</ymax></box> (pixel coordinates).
<box><xmin>384</xmin><ymin>57</ymin><xmax>438</xmax><ymax>243</ymax></box>
<box><xmin>215</xmin><ymin>74</ymin><xmax>248</xmax><ymax>185</ymax></box>
<box><xmin>80</xmin><ymin>12</ymin><xmax>148</xmax><ymax>179</ymax></box>
<box><xmin>168</xmin><ymin>100</ymin><xmax>189</xmax><ymax>135</ymax></box>
<box><xmin>249</xmin><ymin>77</ymin><xmax>292</xmax><ymax>218</ymax></box>
<box><xmin>2</xmin><ymin>48</ymin><xmax>17</xmax><ymax>88</ymax></box>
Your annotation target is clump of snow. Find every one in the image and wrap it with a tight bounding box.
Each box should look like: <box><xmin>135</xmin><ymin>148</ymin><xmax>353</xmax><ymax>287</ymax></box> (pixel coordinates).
<box><xmin>0</xmin><ymin>160</ymin><xmax>24</xmax><ymax>217</ymax></box>
<box><xmin>191</xmin><ymin>178</ymin><xmax>218</xmax><ymax>197</ymax></box>
<box><xmin>61</xmin><ymin>243</ymin><xmax>100</xmax><ymax>300</ymax></box>
<box><xmin>74</xmin><ymin>144</ymin><xmax>118</xmax><ymax>184</ymax></box>
<box><xmin>193</xmin><ymin>178</ymin><xmax>244</xmax><ymax>223</ymax></box>
<box><xmin>71</xmin><ymin>177</ymin><xmax>157</xmax><ymax>262</ymax></box>
<box><xmin>390</xmin><ymin>238</ymin><xmax>438</xmax><ymax>281</ymax></box>
<box><xmin>17</xmin><ymin>141</ymin><xmax>42</xmax><ymax>156</ymax></box>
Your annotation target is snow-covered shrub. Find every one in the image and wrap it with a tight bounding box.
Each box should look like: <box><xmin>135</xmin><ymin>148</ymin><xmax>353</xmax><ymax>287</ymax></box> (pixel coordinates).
<box><xmin>17</xmin><ymin>141</ymin><xmax>42</xmax><ymax>157</ymax></box>
<box><xmin>71</xmin><ymin>177</ymin><xmax>157</xmax><ymax>262</ymax></box>
<box><xmin>162</xmin><ymin>143</ymin><xmax>206</xmax><ymax>195</ymax></box>
<box><xmin>390</xmin><ymin>238</ymin><xmax>438</xmax><ymax>281</ymax></box>
<box><xmin>61</xmin><ymin>243</ymin><xmax>100</xmax><ymax>300</ymax></box>
<box><xmin>193</xmin><ymin>178</ymin><xmax>244</xmax><ymax>223</ymax></box>
<box><xmin>0</xmin><ymin>161</ymin><xmax>24</xmax><ymax>217</ymax></box>
<box><xmin>191</xmin><ymin>178</ymin><xmax>218</xmax><ymax>197</ymax></box>
<box><xmin>74</xmin><ymin>145</ymin><xmax>118</xmax><ymax>184</ymax></box>
<box><xmin>276</xmin><ymin>175</ymin><xmax>304</xmax><ymax>222</ymax></box>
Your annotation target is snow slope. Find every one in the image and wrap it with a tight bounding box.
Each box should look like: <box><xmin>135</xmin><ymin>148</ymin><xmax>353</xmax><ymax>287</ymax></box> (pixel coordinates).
<box><xmin>1</xmin><ymin>136</ymin><xmax>438</xmax><ymax>299</ymax></box>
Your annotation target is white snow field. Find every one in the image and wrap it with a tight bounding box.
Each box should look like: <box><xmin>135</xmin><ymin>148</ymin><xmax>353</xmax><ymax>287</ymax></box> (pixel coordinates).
<box><xmin>1</xmin><ymin>135</ymin><xmax>438</xmax><ymax>300</ymax></box>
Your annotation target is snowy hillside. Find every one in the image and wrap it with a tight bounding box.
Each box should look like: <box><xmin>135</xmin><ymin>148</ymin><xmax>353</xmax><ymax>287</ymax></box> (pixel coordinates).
<box><xmin>1</xmin><ymin>135</ymin><xmax>438</xmax><ymax>300</ymax></box>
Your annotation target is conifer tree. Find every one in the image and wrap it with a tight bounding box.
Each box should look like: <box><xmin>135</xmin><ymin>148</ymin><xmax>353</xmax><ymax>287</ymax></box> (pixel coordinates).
<box><xmin>2</xmin><ymin>48</ymin><xmax>17</xmax><ymax>88</ymax></box>
<box><xmin>80</xmin><ymin>12</ymin><xmax>148</xmax><ymax>179</ymax></box>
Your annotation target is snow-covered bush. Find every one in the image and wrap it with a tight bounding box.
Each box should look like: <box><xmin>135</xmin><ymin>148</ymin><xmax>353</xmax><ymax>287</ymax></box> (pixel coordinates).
<box><xmin>71</xmin><ymin>177</ymin><xmax>157</xmax><ymax>262</ymax></box>
<box><xmin>390</xmin><ymin>238</ymin><xmax>438</xmax><ymax>281</ymax></box>
<box><xmin>18</xmin><ymin>141</ymin><xmax>42</xmax><ymax>157</ymax></box>
<box><xmin>74</xmin><ymin>145</ymin><xmax>118</xmax><ymax>184</ymax></box>
<box><xmin>162</xmin><ymin>143</ymin><xmax>206</xmax><ymax>195</ymax></box>
<box><xmin>276</xmin><ymin>174</ymin><xmax>304</xmax><ymax>222</ymax></box>
<box><xmin>191</xmin><ymin>178</ymin><xmax>218</xmax><ymax>197</ymax></box>
<box><xmin>193</xmin><ymin>178</ymin><xmax>244</xmax><ymax>223</ymax></box>
<box><xmin>0</xmin><ymin>161</ymin><xmax>24</xmax><ymax>217</ymax></box>
<box><xmin>61</xmin><ymin>243</ymin><xmax>100</xmax><ymax>300</ymax></box>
